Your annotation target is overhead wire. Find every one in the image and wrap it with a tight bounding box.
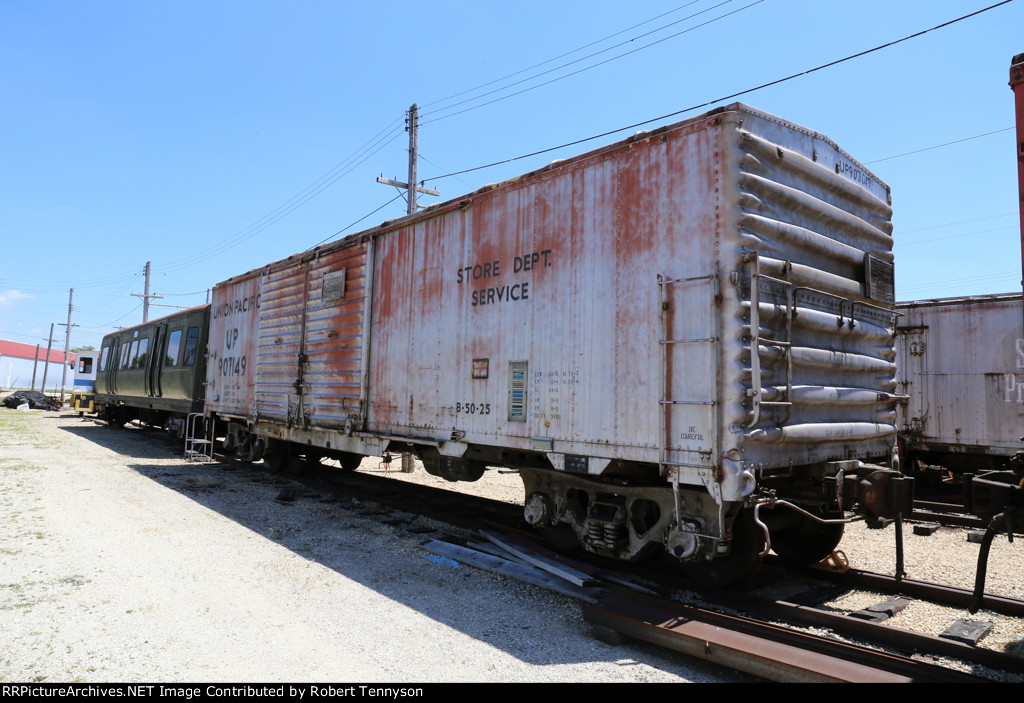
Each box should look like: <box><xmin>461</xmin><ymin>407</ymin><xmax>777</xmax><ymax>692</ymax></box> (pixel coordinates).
<box><xmin>306</xmin><ymin>192</ymin><xmax>407</xmax><ymax>250</ymax></box>
<box><xmin>72</xmin><ymin>272</ymin><xmax>144</xmax><ymax>313</ymax></box>
<box><xmin>420</xmin><ymin>0</ymin><xmax>751</xmax><ymax>124</ymax></box>
<box><xmin>899</xmin><ymin>211</ymin><xmax>1019</xmax><ymax>235</ymax></box>
<box><xmin>418</xmin><ymin>152</ymin><xmax>474</xmax><ymax>190</ymax></box>
<box><xmin>895</xmin><ymin>225</ymin><xmax>1018</xmax><ymax>247</ymax></box>
<box><xmin>79</xmin><ymin>303</ymin><xmax>144</xmax><ymax>331</ymax></box>
<box><xmin>155</xmin><ymin>2</ymin><xmax>741</xmax><ymax>270</ymax></box>
<box><xmin>864</xmin><ymin>127</ymin><xmax>1014</xmax><ymax>165</ymax></box>
<box><xmin>424</xmin><ymin>0</ymin><xmax>1014</xmax><ymax>185</ymax></box>
<box><xmin>1</xmin><ymin>268</ymin><xmax>144</xmax><ymax>292</ymax></box>
<box><xmin>158</xmin><ymin>118</ymin><xmax>407</xmax><ymax>273</ymax></box>
<box><xmin>0</xmin><ymin>329</ymin><xmax>56</xmax><ymax>344</ymax></box>
<box><xmin>420</xmin><ymin>0</ymin><xmax>707</xmax><ymax>112</ymax></box>
<box><xmin>899</xmin><ymin>271</ymin><xmax>1021</xmax><ymax>296</ymax></box>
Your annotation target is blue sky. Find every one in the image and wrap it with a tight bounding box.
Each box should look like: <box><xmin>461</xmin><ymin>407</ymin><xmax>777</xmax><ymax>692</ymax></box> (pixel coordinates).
<box><xmin>1</xmin><ymin>0</ymin><xmax>1021</xmax><ymax>351</ymax></box>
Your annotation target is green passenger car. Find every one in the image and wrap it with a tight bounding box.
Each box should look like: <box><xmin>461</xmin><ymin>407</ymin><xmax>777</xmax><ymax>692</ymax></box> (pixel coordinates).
<box><xmin>94</xmin><ymin>305</ymin><xmax>210</xmax><ymax>430</ymax></box>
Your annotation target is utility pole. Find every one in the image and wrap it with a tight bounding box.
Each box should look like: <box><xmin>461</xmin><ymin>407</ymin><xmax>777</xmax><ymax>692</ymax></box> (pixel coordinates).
<box><xmin>30</xmin><ymin>344</ymin><xmax>40</xmax><ymax>390</ymax></box>
<box><xmin>131</xmin><ymin>261</ymin><xmax>163</xmax><ymax>322</ymax></box>
<box><xmin>407</xmin><ymin>103</ymin><xmax>419</xmax><ymax>215</ymax></box>
<box><xmin>58</xmin><ymin>288</ymin><xmax>78</xmax><ymax>405</ymax></box>
<box><xmin>40</xmin><ymin>323</ymin><xmax>54</xmax><ymax>395</ymax></box>
<box><xmin>376</xmin><ymin>103</ymin><xmax>439</xmax><ymax>213</ymax></box>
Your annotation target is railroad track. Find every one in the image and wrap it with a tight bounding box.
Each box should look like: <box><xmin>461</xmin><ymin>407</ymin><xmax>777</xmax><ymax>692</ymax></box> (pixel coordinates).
<box><xmin>912</xmin><ymin>499</ymin><xmax>988</xmax><ymax>530</ymax></box>
<box><xmin>424</xmin><ymin>529</ymin><xmax>1017</xmax><ymax>683</ymax></box>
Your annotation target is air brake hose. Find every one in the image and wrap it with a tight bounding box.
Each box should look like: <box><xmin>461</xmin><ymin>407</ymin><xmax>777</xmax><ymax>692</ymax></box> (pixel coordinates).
<box><xmin>894</xmin><ymin>512</ymin><xmax>905</xmax><ymax>583</ymax></box>
<box><xmin>969</xmin><ymin>514</ymin><xmax>1005</xmax><ymax>615</ymax></box>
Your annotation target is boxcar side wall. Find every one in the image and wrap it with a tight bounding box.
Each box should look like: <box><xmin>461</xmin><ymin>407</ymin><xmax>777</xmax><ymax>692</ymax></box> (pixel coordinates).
<box><xmin>360</xmin><ymin>105</ymin><xmax>897</xmax><ymax>500</ymax></box>
<box><xmin>206</xmin><ymin>274</ymin><xmax>261</xmax><ymax>419</ymax></box>
<box><xmin>896</xmin><ymin>294</ymin><xmax>1024</xmax><ymax>467</ymax></box>
<box><xmin>207</xmin><ymin>240</ymin><xmax>372</xmax><ymax>446</ymax></box>
<box><xmin>366</xmin><ymin>115</ymin><xmax>720</xmax><ymax>478</ymax></box>
<box><xmin>256</xmin><ymin>241</ymin><xmax>368</xmax><ymax>431</ymax></box>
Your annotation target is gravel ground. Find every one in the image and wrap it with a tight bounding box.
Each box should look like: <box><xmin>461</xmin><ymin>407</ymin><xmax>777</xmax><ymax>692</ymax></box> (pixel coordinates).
<box><xmin>0</xmin><ymin>409</ymin><xmax>751</xmax><ymax>683</ymax></box>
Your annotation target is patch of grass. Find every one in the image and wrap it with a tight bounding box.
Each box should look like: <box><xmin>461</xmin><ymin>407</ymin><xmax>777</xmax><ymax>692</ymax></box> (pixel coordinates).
<box><xmin>0</xmin><ymin>412</ymin><xmax>38</xmax><ymax>434</ymax></box>
<box><xmin>0</xmin><ymin>460</ymin><xmax>39</xmax><ymax>472</ymax></box>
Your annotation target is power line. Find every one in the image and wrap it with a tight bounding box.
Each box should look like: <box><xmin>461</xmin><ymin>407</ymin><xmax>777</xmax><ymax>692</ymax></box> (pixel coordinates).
<box><xmin>898</xmin><ymin>211</ymin><xmax>1018</xmax><ymax>235</ymax></box>
<box><xmin>72</xmin><ymin>273</ymin><xmax>144</xmax><ymax>313</ymax></box>
<box><xmin>157</xmin><ymin>289</ymin><xmax>209</xmax><ymax>297</ymax></box>
<box><xmin>899</xmin><ymin>270</ymin><xmax>1020</xmax><ymax>295</ymax></box>
<box><xmin>162</xmin><ymin>125</ymin><xmax>405</xmax><ymax>272</ymax></box>
<box><xmin>424</xmin><ymin>0</ymin><xmax>1014</xmax><ymax>184</ymax></box>
<box><xmin>307</xmin><ymin>192</ymin><xmax>406</xmax><ymax>250</ymax></box>
<box><xmin>420</xmin><ymin>0</ymin><xmax>753</xmax><ymax>124</ymax></box>
<box><xmin>0</xmin><ymin>329</ymin><xmax>52</xmax><ymax>343</ymax></box>
<box><xmin>158</xmin><ymin>118</ymin><xmax>407</xmax><ymax>273</ymax></box>
<box><xmin>895</xmin><ymin>225</ymin><xmax>1017</xmax><ymax>247</ymax></box>
<box><xmin>80</xmin><ymin>303</ymin><xmax>144</xmax><ymax>331</ymax></box>
<box><xmin>420</xmin><ymin>0</ymin><xmax>707</xmax><ymax>112</ymax></box>
<box><xmin>864</xmin><ymin>127</ymin><xmax>1014</xmax><ymax>164</ymax></box>
<box><xmin>418</xmin><ymin>152</ymin><xmax>475</xmax><ymax>190</ymax></box>
<box><xmin>1</xmin><ymin>268</ymin><xmax>143</xmax><ymax>292</ymax></box>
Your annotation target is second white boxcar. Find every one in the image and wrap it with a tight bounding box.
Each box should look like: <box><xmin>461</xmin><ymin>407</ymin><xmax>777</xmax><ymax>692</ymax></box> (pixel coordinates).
<box><xmin>896</xmin><ymin>293</ymin><xmax>1024</xmax><ymax>471</ymax></box>
<box><xmin>207</xmin><ymin>103</ymin><xmax>911</xmax><ymax>582</ymax></box>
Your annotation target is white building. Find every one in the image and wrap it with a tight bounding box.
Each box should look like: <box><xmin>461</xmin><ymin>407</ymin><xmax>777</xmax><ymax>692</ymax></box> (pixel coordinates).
<box><xmin>0</xmin><ymin>339</ymin><xmax>77</xmax><ymax>392</ymax></box>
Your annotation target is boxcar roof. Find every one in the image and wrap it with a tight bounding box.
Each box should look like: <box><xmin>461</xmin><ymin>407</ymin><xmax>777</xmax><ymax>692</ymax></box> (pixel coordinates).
<box><xmin>214</xmin><ymin>101</ymin><xmax>884</xmax><ymax>288</ymax></box>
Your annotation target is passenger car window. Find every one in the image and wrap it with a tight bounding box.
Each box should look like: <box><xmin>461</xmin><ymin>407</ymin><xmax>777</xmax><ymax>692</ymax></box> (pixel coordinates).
<box><xmin>120</xmin><ymin>342</ymin><xmax>134</xmax><ymax>369</ymax></box>
<box><xmin>165</xmin><ymin>330</ymin><xmax>182</xmax><ymax>367</ymax></box>
<box><xmin>182</xmin><ymin>327</ymin><xmax>200</xmax><ymax>366</ymax></box>
<box><xmin>133</xmin><ymin>337</ymin><xmax>149</xmax><ymax>369</ymax></box>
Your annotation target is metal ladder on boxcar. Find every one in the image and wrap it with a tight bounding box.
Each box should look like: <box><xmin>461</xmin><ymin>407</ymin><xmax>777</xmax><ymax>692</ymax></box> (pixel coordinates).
<box><xmin>745</xmin><ymin>252</ymin><xmax>794</xmax><ymax>428</ymax></box>
<box><xmin>657</xmin><ymin>272</ymin><xmax>722</xmax><ymax>530</ymax></box>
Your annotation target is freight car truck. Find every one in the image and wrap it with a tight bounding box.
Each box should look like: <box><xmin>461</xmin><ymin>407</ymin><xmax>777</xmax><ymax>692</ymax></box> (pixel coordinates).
<box><xmin>206</xmin><ymin>103</ymin><xmax>911</xmax><ymax>583</ymax></box>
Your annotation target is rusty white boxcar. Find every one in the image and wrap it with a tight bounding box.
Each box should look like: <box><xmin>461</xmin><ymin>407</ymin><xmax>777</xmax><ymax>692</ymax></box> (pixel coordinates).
<box><xmin>896</xmin><ymin>293</ymin><xmax>1024</xmax><ymax>472</ymax></box>
<box><xmin>206</xmin><ymin>103</ymin><xmax>911</xmax><ymax>583</ymax></box>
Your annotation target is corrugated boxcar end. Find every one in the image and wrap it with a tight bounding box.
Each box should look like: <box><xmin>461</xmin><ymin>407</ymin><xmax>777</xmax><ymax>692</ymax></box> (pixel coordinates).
<box><xmin>204</xmin><ymin>103</ymin><xmax>912</xmax><ymax>585</ymax></box>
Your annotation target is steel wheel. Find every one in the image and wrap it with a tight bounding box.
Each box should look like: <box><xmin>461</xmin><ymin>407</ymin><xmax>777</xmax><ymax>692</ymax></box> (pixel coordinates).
<box><xmin>683</xmin><ymin>509</ymin><xmax>765</xmax><ymax>587</ymax></box>
<box><xmin>263</xmin><ymin>440</ymin><xmax>294</xmax><ymax>473</ymax></box>
<box><xmin>770</xmin><ymin>509</ymin><xmax>845</xmax><ymax>565</ymax></box>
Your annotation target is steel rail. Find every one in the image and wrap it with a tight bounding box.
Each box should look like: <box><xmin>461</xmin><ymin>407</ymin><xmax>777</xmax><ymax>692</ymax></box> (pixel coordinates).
<box><xmin>802</xmin><ymin>563</ymin><xmax>1024</xmax><ymax>618</ymax></box>
<box><xmin>700</xmin><ymin>587</ymin><xmax>1024</xmax><ymax>675</ymax></box>
<box><xmin>583</xmin><ymin>589</ymin><xmax>987</xmax><ymax>683</ymax></box>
